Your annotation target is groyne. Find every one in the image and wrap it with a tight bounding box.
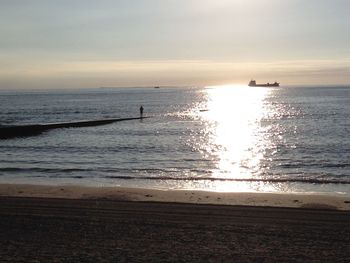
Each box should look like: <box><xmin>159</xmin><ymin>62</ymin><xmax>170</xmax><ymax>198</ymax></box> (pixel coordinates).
<box><xmin>0</xmin><ymin>117</ymin><xmax>149</xmax><ymax>139</ymax></box>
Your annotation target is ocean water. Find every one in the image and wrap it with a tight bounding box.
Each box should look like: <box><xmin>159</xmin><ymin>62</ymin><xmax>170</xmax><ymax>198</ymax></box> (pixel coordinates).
<box><xmin>1</xmin><ymin>85</ymin><xmax>350</xmax><ymax>194</ymax></box>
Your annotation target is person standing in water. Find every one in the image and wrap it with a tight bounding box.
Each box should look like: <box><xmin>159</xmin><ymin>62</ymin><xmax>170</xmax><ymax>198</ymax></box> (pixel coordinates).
<box><xmin>140</xmin><ymin>105</ymin><xmax>144</xmax><ymax>118</ymax></box>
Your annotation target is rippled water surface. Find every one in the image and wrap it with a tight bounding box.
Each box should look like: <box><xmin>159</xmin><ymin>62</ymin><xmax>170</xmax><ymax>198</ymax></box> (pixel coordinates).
<box><xmin>1</xmin><ymin>86</ymin><xmax>350</xmax><ymax>193</ymax></box>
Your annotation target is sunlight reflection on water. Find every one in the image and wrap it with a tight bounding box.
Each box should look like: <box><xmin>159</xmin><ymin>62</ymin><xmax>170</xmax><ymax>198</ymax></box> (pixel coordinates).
<box><xmin>189</xmin><ymin>85</ymin><xmax>275</xmax><ymax>192</ymax></box>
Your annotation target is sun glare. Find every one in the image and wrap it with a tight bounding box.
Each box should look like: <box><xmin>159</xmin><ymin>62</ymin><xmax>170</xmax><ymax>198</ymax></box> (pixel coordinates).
<box><xmin>196</xmin><ymin>84</ymin><xmax>272</xmax><ymax>191</ymax></box>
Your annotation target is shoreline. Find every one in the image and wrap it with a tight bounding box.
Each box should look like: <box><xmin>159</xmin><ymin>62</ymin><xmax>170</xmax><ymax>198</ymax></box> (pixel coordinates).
<box><xmin>1</xmin><ymin>183</ymin><xmax>349</xmax><ymax>210</ymax></box>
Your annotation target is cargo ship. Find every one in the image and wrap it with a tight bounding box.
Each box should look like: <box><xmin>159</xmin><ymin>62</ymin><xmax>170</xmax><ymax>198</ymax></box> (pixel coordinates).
<box><xmin>248</xmin><ymin>80</ymin><xmax>279</xmax><ymax>87</ymax></box>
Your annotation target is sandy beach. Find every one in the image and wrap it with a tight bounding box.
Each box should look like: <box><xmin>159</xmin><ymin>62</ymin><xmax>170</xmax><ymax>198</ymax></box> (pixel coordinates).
<box><xmin>0</xmin><ymin>184</ymin><xmax>349</xmax><ymax>262</ymax></box>
<box><xmin>0</xmin><ymin>183</ymin><xmax>349</xmax><ymax>210</ymax></box>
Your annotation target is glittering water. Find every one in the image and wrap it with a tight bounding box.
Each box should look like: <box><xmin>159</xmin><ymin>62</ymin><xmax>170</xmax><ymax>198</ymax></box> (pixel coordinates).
<box><xmin>1</xmin><ymin>86</ymin><xmax>350</xmax><ymax>193</ymax></box>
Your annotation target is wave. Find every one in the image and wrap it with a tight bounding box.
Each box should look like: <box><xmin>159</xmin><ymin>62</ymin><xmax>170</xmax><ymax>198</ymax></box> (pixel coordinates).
<box><xmin>0</xmin><ymin>167</ymin><xmax>349</xmax><ymax>185</ymax></box>
<box><xmin>101</xmin><ymin>175</ymin><xmax>350</xmax><ymax>185</ymax></box>
<box><xmin>0</xmin><ymin>167</ymin><xmax>88</xmax><ymax>173</ymax></box>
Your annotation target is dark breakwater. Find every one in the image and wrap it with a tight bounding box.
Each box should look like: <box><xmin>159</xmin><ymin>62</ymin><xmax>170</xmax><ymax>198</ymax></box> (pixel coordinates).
<box><xmin>0</xmin><ymin>117</ymin><xmax>149</xmax><ymax>139</ymax></box>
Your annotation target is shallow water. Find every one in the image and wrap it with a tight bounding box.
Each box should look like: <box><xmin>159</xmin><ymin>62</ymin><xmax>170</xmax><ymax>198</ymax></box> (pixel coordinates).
<box><xmin>1</xmin><ymin>85</ymin><xmax>350</xmax><ymax>194</ymax></box>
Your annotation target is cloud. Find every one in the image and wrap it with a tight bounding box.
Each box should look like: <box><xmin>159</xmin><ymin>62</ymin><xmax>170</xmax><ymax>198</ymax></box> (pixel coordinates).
<box><xmin>1</xmin><ymin>58</ymin><xmax>350</xmax><ymax>89</ymax></box>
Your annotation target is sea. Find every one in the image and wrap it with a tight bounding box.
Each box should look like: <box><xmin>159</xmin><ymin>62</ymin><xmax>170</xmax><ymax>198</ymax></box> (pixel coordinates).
<box><xmin>1</xmin><ymin>85</ymin><xmax>350</xmax><ymax>194</ymax></box>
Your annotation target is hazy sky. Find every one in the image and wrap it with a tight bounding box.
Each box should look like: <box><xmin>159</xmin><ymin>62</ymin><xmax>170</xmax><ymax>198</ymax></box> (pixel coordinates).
<box><xmin>1</xmin><ymin>0</ymin><xmax>350</xmax><ymax>89</ymax></box>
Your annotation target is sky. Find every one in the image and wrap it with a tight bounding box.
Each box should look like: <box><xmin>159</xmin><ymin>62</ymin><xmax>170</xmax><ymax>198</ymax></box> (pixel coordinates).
<box><xmin>0</xmin><ymin>0</ymin><xmax>350</xmax><ymax>89</ymax></box>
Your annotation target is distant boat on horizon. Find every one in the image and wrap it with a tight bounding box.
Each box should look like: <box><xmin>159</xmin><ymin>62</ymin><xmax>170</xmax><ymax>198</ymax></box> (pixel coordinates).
<box><xmin>154</xmin><ymin>86</ymin><xmax>160</xmax><ymax>89</ymax></box>
<box><xmin>248</xmin><ymin>80</ymin><xmax>280</xmax><ymax>87</ymax></box>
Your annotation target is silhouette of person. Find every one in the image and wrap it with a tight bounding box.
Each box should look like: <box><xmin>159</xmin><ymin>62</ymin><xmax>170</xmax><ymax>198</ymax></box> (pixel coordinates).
<box><xmin>140</xmin><ymin>106</ymin><xmax>144</xmax><ymax>118</ymax></box>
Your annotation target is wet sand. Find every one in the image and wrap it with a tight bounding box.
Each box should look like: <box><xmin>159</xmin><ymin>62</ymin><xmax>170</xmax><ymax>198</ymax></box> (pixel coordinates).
<box><xmin>1</xmin><ymin>195</ymin><xmax>350</xmax><ymax>262</ymax></box>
